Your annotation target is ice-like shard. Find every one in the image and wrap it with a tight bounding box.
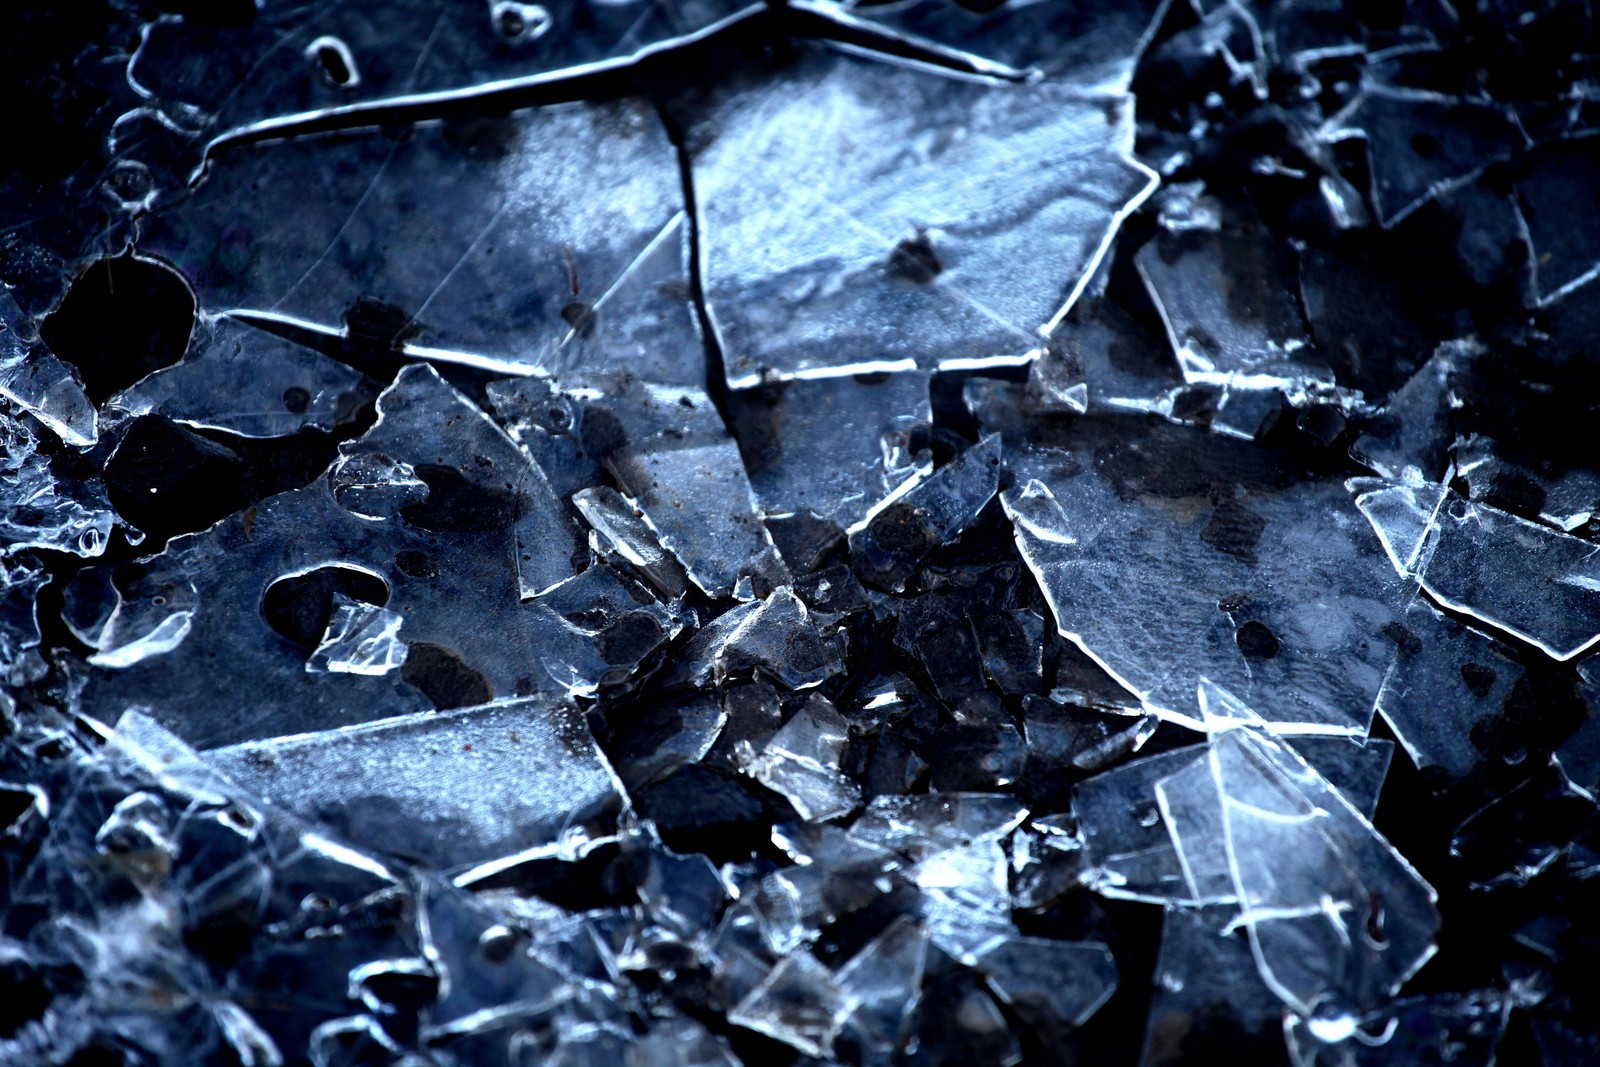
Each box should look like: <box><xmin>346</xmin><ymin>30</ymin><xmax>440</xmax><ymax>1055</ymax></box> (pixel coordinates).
<box><xmin>729</xmin><ymin>950</ymin><xmax>854</xmax><ymax>1058</ymax></box>
<box><xmin>208</xmin><ymin>697</ymin><xmax>624</xmax><ymax>874</ymax></box>
<box><xmin>1325</xmin><ymin>83</ymin><xmax>1526</xmax><ymax>227</ymax></box>
<box><xmin>0</xmin><ymin>287</ymin><xmax>97</xmax><ymax>448</ymax></box>
<box><xmin>563</xmin><ymin>377</ymin><xmax>786</xmax><ymax>598</ymax></box>
<box><xmin>1373</xmin><ymin>595</ymin><xmax>1536</xmax><ymax>781</ymax></box>
<box><xmin>61</xmin><ymin>564</ymin><xmax>198</xmax><ymax>670</ymax></box>
<box><xmin>847</xmin><ymin>793</ymin><xmax>1024</xmax><ymax>956</ymax></box>
<box><xmin>1454</xmin><ymin>434</ymin><xmax>1600</xmax><ymax>533</ymax></box>
<box><xmin>986</xmin><ymin>406</ymin><xmax>1408</xmax><ymax>732</ymax></box>
<box><xmin>691</xmin><ymin>45</ymin><xmax>1157</xmax><ymax>386</ymax></box>
<box><xmin>971</xmin><ymin>934</ymin><xmax>1118</xmax><ymax>1034</ymax></box>
<box><xmin>1136</xmin><ymin>223</ymin><xmax>1332</xmax><ymax>401</ymax></box>
<box><xmin>799</xmin><ymin>0</ymin><xmax>1167</xmax><ymax>90</ymax></box>
<box><xmin>140</xmin><ymin>99</ymin><xmax>697</xmax><ymax>380</ymax></box>
<box><xmin>1356</xmin><ymin>479</ymin><xmax>1600</xmax><ymax>660</ymax></box>
<box><xmin>1348</xmin><ymin>340</ymin><xmax>1474</xmax><ymax>485</ymax></box>
<box><xmin>667</xmin><ymin>588</ymin><xmax>845</xmax><ymax>691</ymax></box>
<box><xmin>1514</xmin><ymin>134</ymin><xmax>1600</xmax><ymax>304</ymax></box>
<box><xmin>1009</xmin><ymin>813</ymin><xmax>1087</xmax><ymax>911</ymax></box>
<box><xmin>1157</xmin><ymin>732</ymin><xmax>1396</xmax><ymax>904</ymax></box>
<box><xmin>1</xmin><ymin>406</ymin><xmax>121</xmax><ymax>558</ymax></box>
<box><xmin>0</xmin><ymin>554</ymin><xmax>49</xmax><ymax>677</ymax></box>
<box><xmin>850</xmin><ymin>433</ymin><xmax>1001</xmax><ymax>591</ymax></box>
<box><xmin>304</xmin><ymin>594</ymin><xmax>407</xmax><ymax>676</ymax></box>
<box><xmin>1080</xmin><ymin>723</ymin><xmax>1398</xmax><ymax>909</ymax></box>
<box><xmin>912</xmin><ymin>836</ymin><xmax>1017</xmax><ymax>957</ymax></box>
<box><xmin>608</xmin><ymin>692</ymin><xmax>727</xmax><ymax>791</ymax></box>
<box><xmin>1015</xmin><ymin>296</ymin><xmax>1187</xmax><ymax>420</ymax></box>
<box><xmin>1076</xmin><ymin>745</ymin><xmax>1205</xmax><ymax>903</ymax></box>
<box><xmin>419</xmin><ymin>880</ymin><xmax>570</xmax><ymax>1039</ymax></box>
<box><xmin>105</xmin><ymin>314</ymin><xmax>366</xmax><ymax>438</ymax></box>
<box><xmin>572</xmin><ymin>486</ymin><xmax>691</xmax><ymax>599</ymax></box>
<box><xmin>485</xmin><ymin>376</ymin><xmax>607</xmax><ymax>500</ymax></box>
<box><xmin>730</xmin><ymin>369</ymin><xmax>932</xmax><ymax>532</ymax></box>
<box><xmin>617</xmin><ymin>822</ymin><xmax>728</xmax><ymax>939</ymax></box>
<box><xmin>1204</xmin><ymin>707</ymin><xmax>1440</xmax><ymax>1017</ymax></box>
<box><xmin>72</xmin><ymin>364</ymin><xmax>636</xmax><ymax>747</ymax></box>
<box><xmin>1142</xmin><ymin>905</ymin><xmax>1286</xmax><ymax>1066</ymax></box>
<box><xmin>9</xmin><ymin>710</ymin><xmax>426</xmax><ymax>1064</ymax></box>
<box><xmin>1557</xmin><ymin>669</ymin><xmax>1600</xmax><ymax>798</ymax></box>
<box><xmin>747</xmin><ymin>694</ymin><xmax>860</xmax><ymax>822</ymax></box>
<box><xmin>834</xmin><ymin>917</ymin><xmax>928</xmax><ymax>1064</ymax></box>
<box><xmin>1448</xmin><ymin>763</ymin><xmax>1600</xmax><ymax>890</ymax></box>
<box><xmin>128</xmin><ymin>0</ymin><xmax>761</xmax><ymax>146</ymax></box>
<box><xmin>848</xmin><ymin>793</ymin><xmax>1027</xmax><ymax>861</ymax></box>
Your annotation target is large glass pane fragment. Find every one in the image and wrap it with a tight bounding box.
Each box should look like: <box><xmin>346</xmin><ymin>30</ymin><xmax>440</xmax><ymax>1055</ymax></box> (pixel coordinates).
<box><xmin>983</xmin><ymin>399</ymin><xmax>1408</xmax><ymax>732</ymax></box>
<box><xmin>691</xmin><ymin>46</ymin><xmax>1157</xmax><ymax>386</ymax></box>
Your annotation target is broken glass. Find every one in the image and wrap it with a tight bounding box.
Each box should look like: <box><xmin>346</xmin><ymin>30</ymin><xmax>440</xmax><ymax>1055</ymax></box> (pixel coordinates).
<box><xmin>105</xmin><ymin>313</ymin><xmax>368</xmax><ymax>438</ymax></box>
<box><xmin>833</xmin><ymin>916</ymin><xmax>928</xmax><ymax>1064</ymax></box>
<box><xmin>1136</xmin><ymin>221</ymin><xmax>1333</xmax><ymax>404</ymax></box>
<box><xmin>691</xmin><ymin>45</ymin><xmax>1157</xmax><ymax>386</ymax></box>
<box><xmin>800</xmin><ymin>0</ymin><xmax>1166</xmax><ymax>90</ymax></box>
<box><xmin>305</xmin><ymin>594</ymin><xmax>409</xmax><ymax>676</ymax></box>
<box><xmin>570</xmin><ymin>485</ymin><xmax>692</xmax><ymax>599</ymax></box>
<box><xmin>206</xmin><ymin>696</ymin><xmax>624</xmax><ymax>875</ymax></box>
<box><xmin>74</xmin><ymin>364</ymin><xmax>685</xmax><ymax>747</ymax></box>
<box><xmin>1284</xmin><ymin>991</ymin><xmax>1511</xmax><ymax>1067</ymax></box>
<box><xmin>1142</xmin><ymin>904</ymin><xmax>1287</xmax><ymax>1067</ymax></box>
<box><xmin>553</xmin><ymin>376</ymin><xmax>786</xmax><ymax>598</ymax></box>
<box><xmin>1453</xmin><ymin>433</ymin><xmax>1600</xmax><ymax>533</ymax></box>
<box><xmin>986</xmin><ymin>406</ymin><xmax>1408</xmax><ymax>733</ymax></box>
<box><xmin>1356</xmin><ymin>478</ymin><xmax>1600</xmax><ymax>661</ymax></box>
<box><xmin>0</xmin><ymin>553</ymin><xmax>49</xmax><ymax>678</ymax></box>
<box><xmin>1202</xmin><ymin>700</ymin><xmax>1440</xmax><ymax>1018</ymax></box>
<box><xmin>1348</xmin><ymin>340</ymin><xmax>1474</xmax><ymax>485</ymax></box>
<box><xmin>747</xmin><ymin>693</ymin><xmax>860</xmax><ymax>822</ymax></box>
<box><xmin>127</xmin><ymin>0</ymin><xmax>761</xmax><ymax>147</ymax></box>
<box><xmin>1324</xmin><ymin>82</ymin><xmax>1526</xmax><ymax>227</ymax></box>
<box><xmin>730</xmin><ymin>368</ymin><xmax>933</xmax><ymax>533</ymax></box>
<box><xmin>729</xmin><ymin>949</ymin><xmax>853</xmax><ymax>1057</ymax></box>
<box><xmin>8</xmin><ymin>3</ymin><xmax>1600</xmax><ymax>1063</ymax></box>
<box><xmin>0</xmin><ymin>404</ymin><xmax>123</xmax><ymax>558</ymax></box>
<box><xmin>0</xmin><ymin>285</ymin><xmax>97</xmax><ymax>448</ymax></box>
<box><xmin>970</xmin><ymin>933</ymin><xmax>1118</xmax><ymax>1033</ymax></box>
<box><xmin>139</xmin><ymin>99</ymin><xmax>697</xmax><ymax>380</ymax></box>
<box><xmin>666</xmin><ymin>587</ymin><xmax>845</xmax><ymax>691</ymax></box>
<box><xmin>1514</xmin><ymin>134</ymin><xmax>1600</xmax><ymax>304</ymax></box>
<box><xmin>851</xmin><ymin>432</ymin><xmax>1001</xmax><ymax>591</ymax></box>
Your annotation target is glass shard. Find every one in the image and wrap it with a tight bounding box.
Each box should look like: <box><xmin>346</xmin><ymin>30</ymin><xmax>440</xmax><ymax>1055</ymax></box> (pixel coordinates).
<box><xmin>692</xmin><ymin>46</ymin><xmax>1157</xmax><ymax>386</ymax></box>
<box><xmin>851</xmin><ymin>432</ymin><xmax>1001</xmax><ymax>591</ymax></box>
<box><xmin>140</xmin><ymin>100</ymin><xmax>696</xmax><ymax>380</ymax></box>
<box><xmin>730</xmin><ymin>369</ymin><xmax>932</xmax><ymax>533</ymax></box>
<box><xmin>207</xmin><ymin>697</ymin><xmax>624</xmax><ymax>874</ymax></box>
<box><xmin>987</xmin><ymin>407</ymin><xmax>1407</xmax><ymax>732</ymax></box>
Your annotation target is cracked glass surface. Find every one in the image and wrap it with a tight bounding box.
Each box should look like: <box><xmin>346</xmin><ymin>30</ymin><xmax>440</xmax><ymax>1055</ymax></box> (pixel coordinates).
<box><xmin>7</xmin><ymin>2</ymin><xmax>1600</xmax><ymax>1064</ymax></box>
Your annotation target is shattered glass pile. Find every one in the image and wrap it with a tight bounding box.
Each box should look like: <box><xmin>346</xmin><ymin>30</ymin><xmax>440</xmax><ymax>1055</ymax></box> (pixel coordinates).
<box><xmin>5</xmin><ymin>0</ymin><xmax>1600</xmax><ymax>1064</ymax></box>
